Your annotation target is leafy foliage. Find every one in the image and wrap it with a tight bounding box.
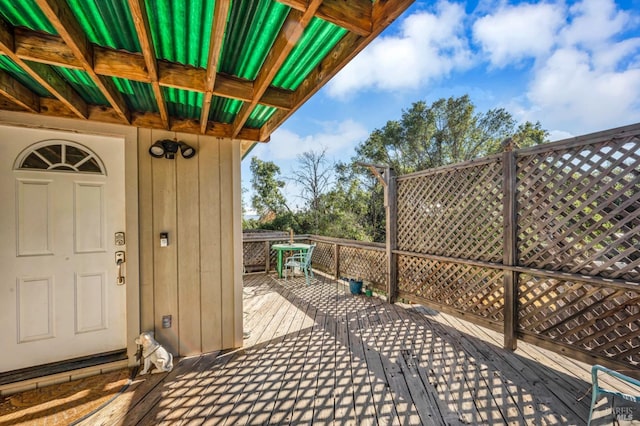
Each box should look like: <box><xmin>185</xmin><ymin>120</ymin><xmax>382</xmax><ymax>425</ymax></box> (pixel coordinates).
<box><xmin>246</xmin><ymin>95</ymin><xmax>548</xmax><ymax>242</ymax></box>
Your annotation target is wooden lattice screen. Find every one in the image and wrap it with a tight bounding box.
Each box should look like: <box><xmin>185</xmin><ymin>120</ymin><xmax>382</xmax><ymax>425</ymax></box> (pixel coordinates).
<box><xmin>396</xmin><ymin>157</ymin><xmax>504</xmax><ymax>261</ymax></box>
<box><xmin>309</xmin><ymin>236</ymin><xmax>387</xmax><ymax>292</ymax></box>
<box><xmin>395</xmin><ymin>123</ymin><xmax>640</xmax><ymax>371</ymax></box>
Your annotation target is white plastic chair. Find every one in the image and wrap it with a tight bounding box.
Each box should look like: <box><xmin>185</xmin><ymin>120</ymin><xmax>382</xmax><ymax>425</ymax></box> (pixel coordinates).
<box><xmin>284</xmin><ymin>244</ymin><xmax>316</xmax><ymax>285</ymax></box>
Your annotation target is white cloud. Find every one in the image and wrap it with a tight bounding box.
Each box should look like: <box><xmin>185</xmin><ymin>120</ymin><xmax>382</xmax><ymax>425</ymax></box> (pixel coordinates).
<box><xmin>260</xmin><ymin>119</ymin><xmax>369</xmax><ymax>161</ymax></box>
<box><xmin>327</xmin><ymin>1</ymin><xmax>472</xmax><ymax>98</ymax></box>
<box><xmin>548</xmin><ymin>129</ymin><xmax>575</xmax><ymax>142</ymax></box>
<box><xmin>560</xmin><ymin>0</ymin><xmax>630</xmax><ymax>48</ymax></box>
<box><xmin>472</xmin><ymin>3</ymin><xmax>565</xmax><ymax>67</ymax></box>
<box><xmin>525</xmin><ymin>47</ymin><xmax>640</xmax><ymax>131</ymax></box>
<box><xmin>503</xmin><ymin>0</ymin><xmax>640</xmax><ymax>133</ymax></box>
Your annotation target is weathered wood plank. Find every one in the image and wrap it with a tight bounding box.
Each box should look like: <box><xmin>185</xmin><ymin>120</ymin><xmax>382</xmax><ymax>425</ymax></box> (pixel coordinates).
<box><xmin>288</xmin><ymin>280</ymin><xmax>329</xmax><ymax>424</ymax></box>
<box><xmin>333</xmin><ymin>285</ymin><xmax>358</xmax><ymax>425</ymax></box>
<box><xmin>267</xmin><ymin>284</ymin><xmax>320</xmax><ymax>424</ymax></box>
<box><xmin>345</xmin><ymin>308</ymin><xmax>380</xmax><ymax>426</ymax></box>
<box><xmin>357</xmin><ymin>300</ymin><xmax>401</xmax><ymax>426</ymax></box>
<box><xmin>371</xmin><ymin>302</ymin><xmax>426</xmax><ymax>425</ymax></box>
<box><xmin>220</xmin><ymin>283</ymin><xmax>304</xmax><ymax>425</ymax></box>
<box><xmin>64</xmin><ymin>275</ymin><xmax>639</xmax><ymax>426</ymax></box>
<box><xmin>434</xmin><ymin>310</ymin><xmax>582</xmax><ymax>423</ymax></box>
<box><xmin>196</xmin><ymin>285</ymin><xmax>298</xmax><ymax>424</ymax></box>
<box><xmin>244</xmin><ymin>284</ymin><xmax>313</xmax><ymax>424</ymax></box>
<box><xmin>312</xmin><ymin>283</ymin><xmax>337</xmax><ymax>424</ymax></box>
<box><xmin>99</xmin><ymin>356</ymin><xmax>202</xmax><ymax>426</ymax></box>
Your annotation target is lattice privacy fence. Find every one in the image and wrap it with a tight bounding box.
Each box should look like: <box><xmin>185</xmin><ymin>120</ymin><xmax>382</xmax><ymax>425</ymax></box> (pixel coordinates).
<box><xmin>395</xmin><ymin>124</ymin><xmax>640</xmax><ymax>370</ymax></box>
<box><xmin>309</xmin><ymin>237</ymin><xmax>387</xmax><ymax>292</ymax></box>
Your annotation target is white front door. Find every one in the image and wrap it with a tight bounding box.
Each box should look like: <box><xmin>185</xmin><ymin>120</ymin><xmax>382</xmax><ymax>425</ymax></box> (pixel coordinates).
<box><xmin>0</xmin><ymin>125</ymin><xmax>127</xmax><ymax>372</ymax></box>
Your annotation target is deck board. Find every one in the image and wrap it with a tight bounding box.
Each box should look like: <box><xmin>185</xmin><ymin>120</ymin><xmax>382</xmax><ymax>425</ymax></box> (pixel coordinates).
<box><xmin>79</xmin><ymin>273</ymin><xmax>634</xmax><ymax>425</ymax></box>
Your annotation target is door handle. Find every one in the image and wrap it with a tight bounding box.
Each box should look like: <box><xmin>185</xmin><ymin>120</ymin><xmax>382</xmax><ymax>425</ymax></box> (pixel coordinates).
<box><xmin>116</xmin><ymin>251</ymin><xmax>125</xmax><ymax>285</ymax></box>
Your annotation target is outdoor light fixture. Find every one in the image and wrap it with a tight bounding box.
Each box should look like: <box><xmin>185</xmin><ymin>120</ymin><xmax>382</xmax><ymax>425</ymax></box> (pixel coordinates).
<box><xmin>179</xmin><ymin>142</ymin><xmax>196</xmax><ymax>158</ymax></box>
<box><xmin>149</xmin><ymin>139</ymin><xmax>196</xmax><ymax>159</ymax></box>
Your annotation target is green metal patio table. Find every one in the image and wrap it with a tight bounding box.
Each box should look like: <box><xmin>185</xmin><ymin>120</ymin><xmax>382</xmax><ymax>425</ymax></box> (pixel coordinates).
<box><xmin>272</xmin><ymin>243</ymin><xmax>311</xmax><ymax>278</ymax></box>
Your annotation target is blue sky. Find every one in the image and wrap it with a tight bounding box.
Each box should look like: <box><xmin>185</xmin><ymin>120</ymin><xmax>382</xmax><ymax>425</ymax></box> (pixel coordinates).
<box><xmin>242</xmin><ymin>0</ymin><xmax>640</xmax><ymax>212</ymax></box>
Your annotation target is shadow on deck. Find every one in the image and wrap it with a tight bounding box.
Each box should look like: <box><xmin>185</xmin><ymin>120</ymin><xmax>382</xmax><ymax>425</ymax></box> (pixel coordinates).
<box><xmin>51</xmin><ymin>274</ymin><xmax>639</xmax><ymax>424</ymax></box>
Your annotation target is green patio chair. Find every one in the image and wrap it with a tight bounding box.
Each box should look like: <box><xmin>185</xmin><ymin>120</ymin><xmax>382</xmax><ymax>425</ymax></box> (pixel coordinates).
<box><xmin>284</xmin><ymin>244</ymin><xmax>316</xmax><ymax>285</ymax></box>
<box><xmin>588</xmin><ymin>364</ymin><xmax>640</xmax><ymax>425</ymax></box>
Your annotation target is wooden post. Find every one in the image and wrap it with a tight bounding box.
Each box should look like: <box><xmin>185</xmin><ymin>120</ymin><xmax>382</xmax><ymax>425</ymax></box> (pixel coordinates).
<box><xmin>502</xmin><ymin>138</ymin><xmax>518</xmax><ymax>350</ymax></box>
<box><xmin>386</xmin><ymin>167</ymin><xmax>398</xmax><ymax>303</ymax></box>
<box><xmin>334</xmin><ymin>243</ymin><xmax>340</xmax><ymax>280</ymax></box>
<box><xmin>265</xmin><ymin>241</ymin><xmax>270</xmax><ymax>273</ymax></box>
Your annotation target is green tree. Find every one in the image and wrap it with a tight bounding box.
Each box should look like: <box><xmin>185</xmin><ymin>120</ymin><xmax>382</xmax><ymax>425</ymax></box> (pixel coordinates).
<box><xmin>512</xmin><ymin>121</ymin><xmax>549</xmax><ymax>149</ymax></box>
<box><xmin>354</xmin><ymin>95</ymin><xmax>547</xmax><ymax>174</ymax></box>
<box><xmin>249</xmin><ymin>157</ymin><xmax>288</xmax><ymax>219</ymax></box>
<box><xmin>290</xmin><ymin>149</ymin><xmax>333</xmax><ymax>232</ymax></box>
<box><xmin>349</xmin><ymin>95</ymin><xmax>548</xmax><ymax>241</ymax></box>
<box><xmin>318</xmin><ymin>162</ymin><xmax>375</xmax><ymax>240</ymax></box>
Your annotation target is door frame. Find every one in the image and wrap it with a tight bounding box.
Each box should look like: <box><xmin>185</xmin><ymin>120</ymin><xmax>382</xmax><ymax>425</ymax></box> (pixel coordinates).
<box><xmin>0</xmin><ymin>110</ymin><xmax>140</xmax><ymax>368</ymax></box>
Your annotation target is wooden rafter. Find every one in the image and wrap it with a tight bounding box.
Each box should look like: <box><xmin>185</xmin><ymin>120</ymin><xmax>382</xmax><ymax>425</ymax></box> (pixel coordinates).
<box><xmin>232</xmin><ymin>0</ymin><xmax>323</xmax><ymax>137</ymax></box>
<box><xmin>277</xmin><ymin>0</ymin><xmax>372</xmax><ymax>36</ymax></box>
<box><xmin>128</xmin><ymin>0</ymin><xmax>169</xmax><ymax>129</ymax></box>
<box><xmin>37</xmin><ymin>97</ymin><xmax>262</xmax><ymax>141</ymax></box>
<box><xmin>0</xmin><ymin>18</ymin><xmax>88</xmax><ymax>118</ymax></box>
<box><xmin>259</xmin><ymin>0</ymin><xmax>415</xmax><ymax>142</ymax></box>
<box><xmin>10</xmin><ymin>27</ymin><xmax>294</xmax><ymax>111</ymax></box>
<box><xmin>34</xmin><ymin>0</ymin><xmax>130</xmax><ymax>123</ymax></box>
<box><xmin>0</xmin><ymin>0</ymin><xmax>415</xmax><ymax>144</ymax></box>
<box><xmin>0</xmin><ymin>69</ymin><xmax>39</xmax><ymax>113</ymax></box>
<box><xmin>200</xmin><ymin>0</ymin><xmax>231</xmax><ymax>134</ymax></box>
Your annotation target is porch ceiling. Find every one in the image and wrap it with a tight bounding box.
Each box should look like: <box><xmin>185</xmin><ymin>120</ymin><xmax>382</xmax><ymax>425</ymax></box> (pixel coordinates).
<box><xmin>0</xmin><ymin>0</ymin><xmax>414</xmax><ymax>155</ymax></box>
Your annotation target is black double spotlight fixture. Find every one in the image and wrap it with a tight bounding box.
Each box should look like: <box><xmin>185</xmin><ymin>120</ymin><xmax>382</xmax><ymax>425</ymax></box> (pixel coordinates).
<box><xmin>149</xmin><ymin>139</ymin><xmax>196</xmax><ymax>159</ymax></box>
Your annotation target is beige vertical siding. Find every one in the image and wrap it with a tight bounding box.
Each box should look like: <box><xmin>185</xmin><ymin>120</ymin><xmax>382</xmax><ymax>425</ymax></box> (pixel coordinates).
<box><xmin>138</xmin><ymin>130</ymin><xmax>243</xmax><ymax>355</ymax></box>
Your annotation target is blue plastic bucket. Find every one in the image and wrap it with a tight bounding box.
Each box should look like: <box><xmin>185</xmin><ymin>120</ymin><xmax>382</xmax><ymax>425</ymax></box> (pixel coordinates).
<box><xmin>349</xmin><ymin>279</ymin><xmax>363</xmax><ymax>295</ymax></box>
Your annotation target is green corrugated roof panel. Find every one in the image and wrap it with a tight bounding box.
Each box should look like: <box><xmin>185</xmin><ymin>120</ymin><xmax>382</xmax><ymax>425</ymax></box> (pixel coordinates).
<box><xmin>246</xmin><ymin>105</ymin><xmax>276</xmax><ymax>128</ymax></box>
<box><xmin>208</xmin><ymin>96</ymin><xmax>243</xmax><ymax>124</ymax></box>
<box><xmin>273</xmin><ymin>17</ymin><xmax>347</xmax><ymax>90</ymax></box>
<box><xmin>0</xmin><ymin>57</ymin><xmax>50</xmax><ymax>98</ymax></box>
<box><xmin>0</xmin><ymin>0</ymin><xmax>56</xmax><ymax>33</ymax></box>
<box><xmin>164</xmin><ymin>87</ymin><xmax>203</xmax><ymax>120</ymax></box>
<box><xmin>67</xmin><ymin>0</ymin><xmax>140</xmax><ymax>52</ymax></box>
<box><xmin>219</xmin><ymin>0</ymin><xmax>289</xmax><ymax>80</ymax></box>
<box><xmin>146</xmin><ymin>0</ymin><xmax>216</xmax><ymax>67</ymax></box>
<box><xmin>54</xmin><ymin>67</ymin><xmax>108</xmax><ymax>105</ymax></box>
<box><xmin>113</xmin><ymin>78</ymin><xmax>157</xmax><ymax>113</ymax></box>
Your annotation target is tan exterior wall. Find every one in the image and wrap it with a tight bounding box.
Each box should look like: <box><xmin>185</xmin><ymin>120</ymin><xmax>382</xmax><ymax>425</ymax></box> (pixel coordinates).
<box><xmin>138</xmin><ymin>128</ymin><xmax>243</xmax><ymax>356</ymax></box>
<box><xmin>0</xmin><ymin>111</ymin><xmax>243</xmax><ymax>364</ymax></box>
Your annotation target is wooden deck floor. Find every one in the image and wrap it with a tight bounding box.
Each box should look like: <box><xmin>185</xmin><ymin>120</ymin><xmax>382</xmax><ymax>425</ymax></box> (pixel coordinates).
<box><xmin>85</xmin><ymin>273</ymin><xmax>637</xmax><ymax>425</ymax></box>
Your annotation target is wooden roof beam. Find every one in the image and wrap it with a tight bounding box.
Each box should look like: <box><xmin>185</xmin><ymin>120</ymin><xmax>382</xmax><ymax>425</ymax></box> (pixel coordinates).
<box><xmin>277</xmin><ymin>0</ymin><xmax>372</xmax><ymax>36</ymax></box>
<box><xmin>35</xmin><ymin>0</ymin><xmax>130</xmax><ymax>124</ymax></box>
<box><xmin>128</xmin><ymin>0</ymin><xmax>169</xmax><ymax>129</ymax></box>
<box><xmin>200</xmin><ymin>0</ymin><xmax>231</xmax><ymax>134</ymax></box>
<box><xmin>10</xmin><ymin>28</ymin><xmax>294</xmax><ymax>111</ymax></box>
<box><xmin>38</xmin><ymin>97</ymin><xmax>261</xmax><ymax>141</ymax></box>
<box><xmin>260</xmin><ymin>0</ymin><xmax>414</xmax><ymax>141</ymax></box>
<box><xmin>13</xmin><ymin>27</ymin><xmax>82</xmax><ymax>68</ymax></box>
<box><xmin>0</xmin><ymin>69</ymin><xmax>40</xmax><ymax>113</ymax></box>
<box><xmin>232</xmin><ymin>0</ymin><xmax>322</xmax><ymax>137</ymax></box>
<box><xmin>0</xmin><ymin>18</ymin><xmax>88</xmax><ymax>118</ymax></box>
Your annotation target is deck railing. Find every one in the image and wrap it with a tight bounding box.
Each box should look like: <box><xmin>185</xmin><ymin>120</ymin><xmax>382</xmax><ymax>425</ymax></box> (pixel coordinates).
<box><xmin>243</xmin><ymin>122</ymin><xmax>640</xmax><ymax>377</ymax></box>
<box><xmin>242</xmin><ymin>233</ymin><xmax>387</xmax><ymax>292</ymax></box>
